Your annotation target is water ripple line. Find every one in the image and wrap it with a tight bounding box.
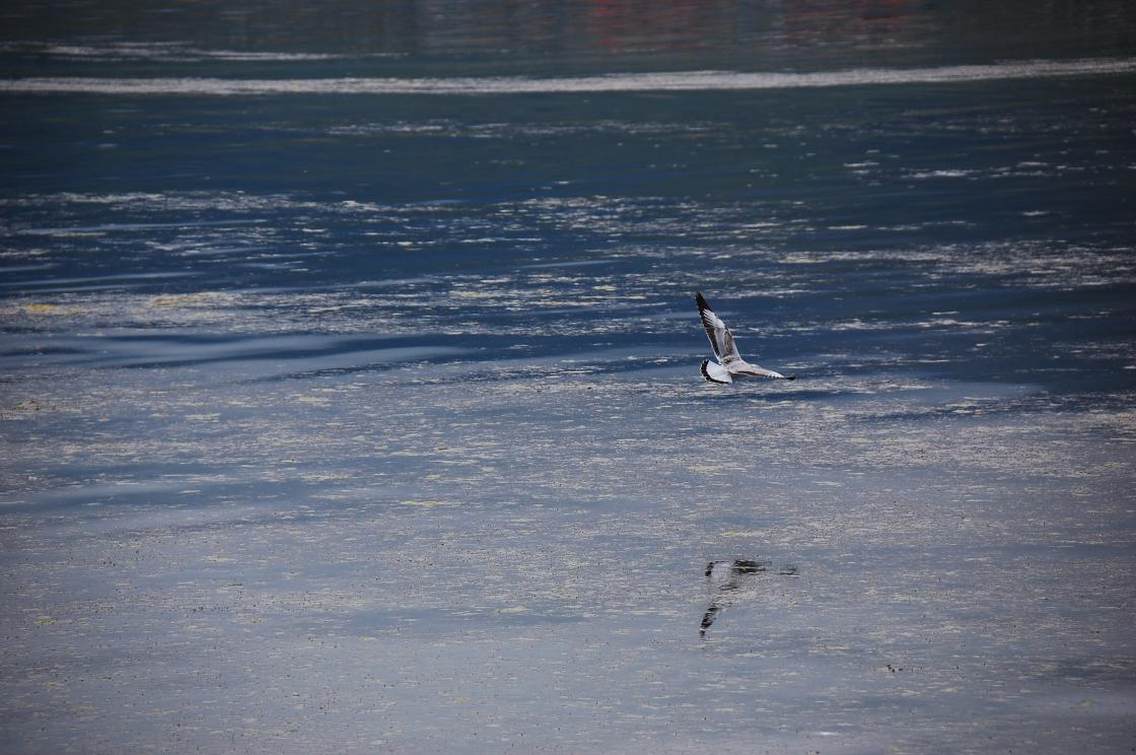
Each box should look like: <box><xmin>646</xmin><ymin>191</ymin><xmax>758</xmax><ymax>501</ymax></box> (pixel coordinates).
<box><xmin>3</xmin><ymin>58</ymin><xmax>1134</xmax><ymax>96</ymax></box>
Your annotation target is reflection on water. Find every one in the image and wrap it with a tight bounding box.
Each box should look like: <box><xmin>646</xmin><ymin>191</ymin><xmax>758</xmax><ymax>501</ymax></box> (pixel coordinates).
<box><xmin>700</xmin><ymin>558</ymin><xmax>798</xmax><ymax>637</ymax></box>
<box><xmin>2</xmin><ymin>0</ymin><xmax>1136</xmax><ymax>76</ymax></box>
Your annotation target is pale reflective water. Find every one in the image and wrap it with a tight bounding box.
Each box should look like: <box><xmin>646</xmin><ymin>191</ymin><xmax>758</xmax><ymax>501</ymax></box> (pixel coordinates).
<box><xmin>2</xmin><ymin>2</ymin><xmax>1135</xmax><ymax>753</ymax></box>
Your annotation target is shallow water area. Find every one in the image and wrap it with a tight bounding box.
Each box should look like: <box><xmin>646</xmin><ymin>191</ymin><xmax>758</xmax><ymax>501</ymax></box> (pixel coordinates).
<box><xmin>3</xmin><ymin>1</ymin><xmax>1136</xmax><ymax>753</ymax></box>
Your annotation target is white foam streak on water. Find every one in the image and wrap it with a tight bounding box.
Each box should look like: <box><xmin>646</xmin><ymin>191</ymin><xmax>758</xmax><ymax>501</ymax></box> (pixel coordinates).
<box><xmin>3</xmin><ymin>58</ymin><xmax>1135</xmax><ymax>96</ymax></box>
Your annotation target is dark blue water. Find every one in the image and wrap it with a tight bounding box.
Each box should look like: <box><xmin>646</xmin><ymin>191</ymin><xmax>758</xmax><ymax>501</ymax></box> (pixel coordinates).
<box><xmin>2</xmin><ymin>2</ymin><xmax>1136</xmax><ymax>753</ymax></box>
<box><xmin>4</xmin><ymin>81</ymin><xmax>1134</xmax><ymax>387</ymax></box>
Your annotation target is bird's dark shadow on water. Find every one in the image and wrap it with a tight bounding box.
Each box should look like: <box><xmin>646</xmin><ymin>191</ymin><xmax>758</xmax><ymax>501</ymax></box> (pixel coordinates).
<box><xmin>689</xmin><ymin>386</ymin><xmax>853</xmax><ymax>404</ymax></box>
<box><xmin>701</xmin><ymin>559</ymin><xmax>798</xmax><ymax>638</ymax></box>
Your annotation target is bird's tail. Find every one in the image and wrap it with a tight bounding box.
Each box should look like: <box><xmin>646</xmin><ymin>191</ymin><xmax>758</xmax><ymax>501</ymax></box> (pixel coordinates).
<box><xmin>700</xmin><ymin>359</ymin><xmax>733</xmax><ymax>384</ymax></box>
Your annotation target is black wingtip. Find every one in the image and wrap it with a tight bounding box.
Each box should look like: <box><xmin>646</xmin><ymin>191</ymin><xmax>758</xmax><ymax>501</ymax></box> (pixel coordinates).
<box><xmin>695</xmin><ymin>291</ymin><xmax>709</xmax><ymax>309</ymax></box>
<box><xmin>785</xmin><ymin>375</ymin><xmax>797</xmax><ymax>381</ymax></box>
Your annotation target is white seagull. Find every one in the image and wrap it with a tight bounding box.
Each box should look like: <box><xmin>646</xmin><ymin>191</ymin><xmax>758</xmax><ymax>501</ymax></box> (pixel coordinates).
<box><xmin>696</xmin><ymin>291</ymin><xmax>795</xmax><ymax>384</ymax></box>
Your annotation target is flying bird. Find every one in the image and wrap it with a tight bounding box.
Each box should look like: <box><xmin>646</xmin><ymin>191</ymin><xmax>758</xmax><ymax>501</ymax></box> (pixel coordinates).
<box><xmin>696</xmin><ymin>291</ymin><xmax>795</xmax><ymax>384</ymax></box>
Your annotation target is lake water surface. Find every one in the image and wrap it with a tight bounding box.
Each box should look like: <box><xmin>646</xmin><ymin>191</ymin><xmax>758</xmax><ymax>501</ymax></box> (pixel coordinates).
<box><xmin>2</xmin><ymin>1</ymin><xmax>1135</xmax><ymax>752</ymax></box>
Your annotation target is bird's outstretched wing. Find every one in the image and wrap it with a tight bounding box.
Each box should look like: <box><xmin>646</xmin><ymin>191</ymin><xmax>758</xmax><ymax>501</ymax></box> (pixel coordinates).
<box><xmin>695</xmin><ymin>292</ymin><xmax>741</xmax><ymax>364</ymax></box>
<box><xmin>700</xmin><ymin>597</ymin><xmax>724</xmax><ymax>637</ymax></box>
<box><xmin>729</xmin><ymin>360</ymin><xmax>794</xmax><ymax>380</ymax></box>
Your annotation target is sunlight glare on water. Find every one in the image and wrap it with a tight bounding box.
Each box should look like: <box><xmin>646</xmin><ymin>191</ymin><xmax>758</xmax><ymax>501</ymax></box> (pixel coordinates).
<box><xmin>1</xmin><ymin>1</ymin><xmax>1135</xmax><ymax>752</ymax></box>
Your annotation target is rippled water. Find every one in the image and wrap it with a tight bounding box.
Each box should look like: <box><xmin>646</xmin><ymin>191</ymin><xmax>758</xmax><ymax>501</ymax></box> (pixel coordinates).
<box><xmin>2</xmin><ymin>2</ymin><xmax>1136</xmax><ymax>753</ymax></box>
